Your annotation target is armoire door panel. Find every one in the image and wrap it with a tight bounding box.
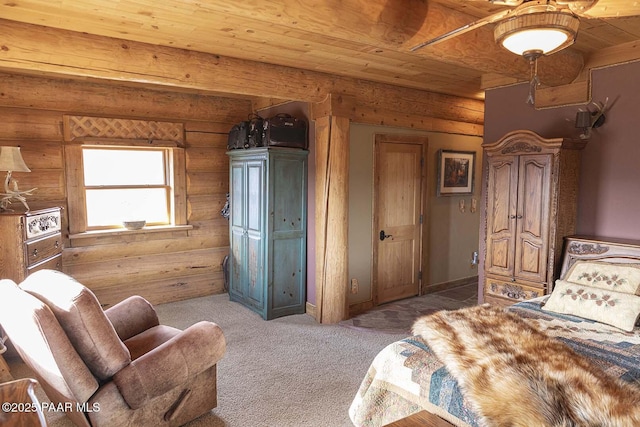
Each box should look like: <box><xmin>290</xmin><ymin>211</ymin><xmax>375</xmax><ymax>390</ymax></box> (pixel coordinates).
<box><xmin>514</xmin><ymin>154</ymin><xmax>551</xmax><ymax>283</ymax></box>
<box><xmin>247</xmin><ymin>161</ymin><xmax>264</xmax><ymax>233</ymax></box>
<box><xmin>246</xmin><ymin>232</ymin><xmax>263</xmax><ymax>308</ymax></box>
<box><xmin>518</xmin><ymin>157</ymin><xmax>549</xmax><ymax>238</ymax></box>
<box><xmin>272</xmin><ymin>157</ymin><xmax>306</xmax><ymax>233</ymax></box>
<box><xmin>270</xmin><ymin>238</ymin><xmax>305</xmax><ymax>310</ymax></box>
<box><xmin>489</xmin><ymin>237</ymin><xmax>511</xmax><ymax>270</ymax></box>
<box><xmin>485</xmin><ymin>156</ymin><xmax>518</xmax><ymax>276</ymax></box>
<box><xmin>490</xmin><ymin>160</ymin><xmax>516</xmax><ymax>234</ymax></box>
<box><xmin>230</xmin><ymin>164</ymin><xmax>244</xmax><ymax>229</ymax></box>
<box><xmin>229</xmin><ymin>229</ymin><xmax>245</xmax><ymax>297</ymax></box>
<box><xmin>520</xmin><ymin>240</ymin><xmax>543</xmax><ymax>275</ymax></box>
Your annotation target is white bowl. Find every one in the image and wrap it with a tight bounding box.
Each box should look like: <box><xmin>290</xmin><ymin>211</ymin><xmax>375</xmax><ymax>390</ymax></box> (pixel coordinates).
<box><xmin>123</xmin><ymin>220</ymin><xmax>146</xmax><ymax>230</ymax></box>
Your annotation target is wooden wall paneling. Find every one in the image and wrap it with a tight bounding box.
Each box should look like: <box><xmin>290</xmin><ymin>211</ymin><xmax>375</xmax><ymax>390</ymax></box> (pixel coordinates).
<box><xmin>93</xmin><ymin>273</ymin><xmax>225</xmax><ymax>308</ymax></box>
<box><xmin>11</xmin><ymin>170</ymin><xmax>65</xmax><ymax>201</ymax></box>
<box><xmin>185</xmin><ymin>131</ymin><xmax>229</xmax><ymax>149</ymax></box>
<box><xmin>187</xmin><ymin>172</ymin><xmax>229</xmax><ymax>196</ymax></box>
<box><xmin>184</xmin><ymin>121</ymin><xmax>240</xmax><ymax>136</ymax></box>
<box><xmin>0</xmin><ymin>108</ymin><xmax>63</xmax><ymax>140</ymax></box>
<box><xmin>0</xmin><ymin>72</ymin><xmax>252</xmax><ymax>124</ymax></box>
<box><xmin>186</xmin><ymin>147</ymin><xmax>228</xmax><ymax>170</ymax></box>
<box><xmin>64</xmin><ymin>246</ymin><xmax>225</xmax><ymax>288</ymax></box>
<box><xmin>188</xmin><ymin>195</ymin><xmax>225</xmax><ymax>222</ymax></box>
<box><xmin>352</xmin><ymin>106</ymin><xmax>484</xmax><ymax>136</ymax></box>
<box><xmin>2</xmin><ymin>141</ymin><xmax>66</xmax><ymax>203</ymax></box>
<box><xmin>188</xmin><ymin>217</ymin><xmax>230</xmax><ymax>237</ymax></box>
<box><xmin>15</xmin><ymin>141</ymin><xmax>63</xmax><ymax>170</ymax></box>
<box><xmin>314</xmin><ymin>114</ymin><xmax>350</xmax><ymax>324</ymax></box>
<box><xmin>63</xmin><ymin>236</ymin><xmax>217</xmax><ymax>265</ymax></box>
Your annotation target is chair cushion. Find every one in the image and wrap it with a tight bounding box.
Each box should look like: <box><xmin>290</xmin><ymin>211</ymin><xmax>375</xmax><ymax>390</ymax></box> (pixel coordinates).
<box><xmin>20</xmin><ymin>270</ymin><xmax>131</xmax><ymax>381</ymax></box>
<box><xmin>0</xmin><ymin>279</ymin><xmax>99</xmax><ymax>404</ymax></box>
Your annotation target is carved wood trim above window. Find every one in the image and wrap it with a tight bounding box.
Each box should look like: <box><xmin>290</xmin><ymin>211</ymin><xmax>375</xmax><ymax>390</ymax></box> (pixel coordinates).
<box><xmin>63</xmin><ymin>115</ymin><xmax>185</xmax><ymax>146</ymax></box>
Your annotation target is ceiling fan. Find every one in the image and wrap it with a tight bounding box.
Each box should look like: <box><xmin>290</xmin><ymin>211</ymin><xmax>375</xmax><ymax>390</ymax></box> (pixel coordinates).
<box><xmin>410</xmin><ymin>0</ymin><xmax>633</xmax><ymax>60</ymax></box>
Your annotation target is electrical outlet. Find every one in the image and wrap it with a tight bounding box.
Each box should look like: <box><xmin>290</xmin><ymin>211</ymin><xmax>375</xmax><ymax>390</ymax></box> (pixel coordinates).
<box><xmin>350</xmin><ymin>278</ymin><xmax>359</xmax><ymax>294</ymax></box>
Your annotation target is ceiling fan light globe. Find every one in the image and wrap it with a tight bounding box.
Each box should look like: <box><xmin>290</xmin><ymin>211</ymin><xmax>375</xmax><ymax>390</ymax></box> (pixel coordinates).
<box><xmin>501</xmin><ymin>29</ymin><xmax>569</xmax><ymax>55</ymax></box>
<box><xmin>494</xmin><ymin>11</ymin><xmax>580</xmax><ymax>56</ymax></box>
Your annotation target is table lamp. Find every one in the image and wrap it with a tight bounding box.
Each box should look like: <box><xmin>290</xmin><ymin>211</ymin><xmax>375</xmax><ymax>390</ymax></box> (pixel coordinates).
<box><xmin>0</xmin><ymin>146</ymin><xmax>36</xmax><ymax>211</ymax></box>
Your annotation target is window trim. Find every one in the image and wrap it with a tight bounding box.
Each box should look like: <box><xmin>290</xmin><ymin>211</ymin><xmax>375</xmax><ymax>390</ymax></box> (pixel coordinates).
<box><xmin>65</xmin><ymin>141</ymin><xmax>188</xmax><ymax>241</ymax></box>
<box><xmin>82</xmin><ymin>146</ymin><xmax>172</xmax><ymax>230</ymax></box>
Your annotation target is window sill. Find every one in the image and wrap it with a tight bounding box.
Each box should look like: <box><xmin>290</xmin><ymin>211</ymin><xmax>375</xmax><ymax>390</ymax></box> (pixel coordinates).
<box><xmin>69</xmin><ymin>224</ymin><xmax>193</xmax><ymax>247</ymax></box>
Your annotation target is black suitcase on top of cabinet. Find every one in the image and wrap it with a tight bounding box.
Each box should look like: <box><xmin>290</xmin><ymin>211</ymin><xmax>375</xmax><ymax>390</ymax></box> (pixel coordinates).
<box><xmin>227</xmin><ymin>116</ymin><xmax>265</xmax><ymax>150</ymax></box>
<box><xmin>227</xmin><ymin>121</ymin><xmax>250</xmax><ymax>150</ymax></box>
<box><xmin>263</xmin><ymin>114</ymin><xmax>308</xmax><ymax>150</ymax></box>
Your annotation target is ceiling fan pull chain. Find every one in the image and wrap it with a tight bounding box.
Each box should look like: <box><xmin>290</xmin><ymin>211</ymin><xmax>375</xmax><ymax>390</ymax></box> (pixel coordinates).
<box><xmin>526</xmin><ymin>56</ymin><xmax>540</xmax><ymax>105</ymax></box>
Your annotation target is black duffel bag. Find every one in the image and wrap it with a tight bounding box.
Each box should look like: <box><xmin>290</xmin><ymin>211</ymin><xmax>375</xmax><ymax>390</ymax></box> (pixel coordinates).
<box><xmin>227</xmin><ymin>114</ymin><xmax>265</xmax><ymax>150</ymax></box>
<box><xmin>263</xmin><ymin>113</ymin><xmax>308</xmax><ymax>150</ymax></box>
<box><xmin>227</xmin><ymin>121</ymin><xmax>250</xmax><ymax>150</ymax></box>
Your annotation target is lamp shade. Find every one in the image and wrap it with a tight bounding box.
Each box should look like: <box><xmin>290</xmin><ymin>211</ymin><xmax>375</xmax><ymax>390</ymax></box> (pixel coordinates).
<box><xmin>494</xmin><ymin>11</ymin><xmax>580</xmax><ymax>56</ymax></box>
<box><xmin>0</xmin><ymin>146</ymin><xmax>31</xmax><ymax>172</ymax></box>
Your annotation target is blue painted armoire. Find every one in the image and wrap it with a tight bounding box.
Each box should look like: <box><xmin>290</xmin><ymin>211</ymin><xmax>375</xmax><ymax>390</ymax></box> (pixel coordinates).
<box><xmin>227</xmin><ymin>147</ymin><xmax>308</xmax><ymax>320</ymax></box>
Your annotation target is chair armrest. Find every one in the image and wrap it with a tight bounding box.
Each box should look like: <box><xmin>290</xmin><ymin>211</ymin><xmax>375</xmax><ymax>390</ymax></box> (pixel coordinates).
<box><xmin>112</xmin><ymin>321</ymin><xmax>226</xmax><ymax>409</ymax></box>
<box><xmin>105</xmin><ymin>296</ymin><xmax>159</xmax><ymax>341</ymax></box>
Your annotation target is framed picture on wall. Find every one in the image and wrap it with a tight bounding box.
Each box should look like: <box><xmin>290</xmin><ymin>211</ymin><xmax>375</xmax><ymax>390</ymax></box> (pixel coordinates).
<box><xmin>437</xmin><ymin>150</ymin><xmax>475</xmax><ymax>196</ymax></box>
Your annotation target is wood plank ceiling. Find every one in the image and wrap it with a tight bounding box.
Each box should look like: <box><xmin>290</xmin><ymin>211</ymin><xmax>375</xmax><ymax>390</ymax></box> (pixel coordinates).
<box><xmin>0</xmin><ymin>0</ymin><xmax>639</xmax><ymax>101</ymax></box>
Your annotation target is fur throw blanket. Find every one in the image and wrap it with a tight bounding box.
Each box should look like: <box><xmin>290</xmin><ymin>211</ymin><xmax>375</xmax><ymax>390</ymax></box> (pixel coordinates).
<box><xmin>412</xmin><ymin>304</ymin><xmax>640</xmax><ymax>427</ymax></box>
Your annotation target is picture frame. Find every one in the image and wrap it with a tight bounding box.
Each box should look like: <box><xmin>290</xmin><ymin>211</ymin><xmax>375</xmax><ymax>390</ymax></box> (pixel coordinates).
<box><xmin>437</xmin><ymin>150</ymin><xmax>475</xmax><ymax>196</ymax></box>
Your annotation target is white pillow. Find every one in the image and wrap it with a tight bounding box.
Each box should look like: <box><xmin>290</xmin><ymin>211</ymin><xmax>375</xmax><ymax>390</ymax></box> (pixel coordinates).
<box><xmin>564</xmin><ymin>261</ymin><xmax>640</xmax><ymax>295</ymax></box>
<box><xmin>543</xmin><ymin>280</ymin><xmax>640</xmax><ymax>332</ymax></box>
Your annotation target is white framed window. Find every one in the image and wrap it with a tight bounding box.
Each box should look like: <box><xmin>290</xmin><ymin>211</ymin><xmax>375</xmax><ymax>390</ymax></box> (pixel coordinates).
<box><xmin>65</xmin><ymin>142</ymin><xmax>188</xmax><ymax>242</ymax></box>
<box><xmin>82</xmin><ymin>147</ymin><xmax>172</xmax><ymax>229</ymax></box>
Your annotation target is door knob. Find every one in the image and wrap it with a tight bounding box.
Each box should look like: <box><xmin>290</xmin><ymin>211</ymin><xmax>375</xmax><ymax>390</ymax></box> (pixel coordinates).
<box><xmin>379</xmin><ymin>230</ymin><xmax>393</xmax><ymax>241</ymax></box>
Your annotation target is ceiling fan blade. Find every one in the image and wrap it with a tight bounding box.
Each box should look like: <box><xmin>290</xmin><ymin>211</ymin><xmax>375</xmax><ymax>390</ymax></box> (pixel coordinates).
<box><xmin>488</xmin><ymin>0</ymin><xmax>524</xmax><ymax>5</ymax></box>
<box><xmin>563</xmin><ymin>0</ymin><xmax>640</xmax><ymax>18</ymax></box>
<box><xmin>410</xmin><ymin>9</ymin><xmax>513</xmax><ymax>52</ymax></box>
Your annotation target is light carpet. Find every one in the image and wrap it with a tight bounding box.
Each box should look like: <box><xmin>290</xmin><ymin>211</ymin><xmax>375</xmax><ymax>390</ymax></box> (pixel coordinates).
<box><xmin>9</xmin><ymin>293</ymin><xmax>408</xmax><ymax>427</ymax></box>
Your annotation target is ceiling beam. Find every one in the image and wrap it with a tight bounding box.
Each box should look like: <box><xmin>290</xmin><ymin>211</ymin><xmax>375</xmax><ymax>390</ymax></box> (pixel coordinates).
<box><xmin>0</xmin><ymin>20</ymin><xmax>483</xmax><ymax>131</ymax></box>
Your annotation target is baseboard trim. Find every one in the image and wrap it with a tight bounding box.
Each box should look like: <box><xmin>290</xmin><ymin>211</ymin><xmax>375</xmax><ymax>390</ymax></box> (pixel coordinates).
<box><xmin>348</xmin><ymin>299</ymin><xmax>375</xmax><ymax>317</ymax></box>
<box><xmin>305</xmin><ymin>301</ymin><xmax>317</xmax><ymax>320</ymax></box>
<box><xmin>421</xmin><ymin>275</ymin><xmax>478</xmax><ymax>294</ymax></box>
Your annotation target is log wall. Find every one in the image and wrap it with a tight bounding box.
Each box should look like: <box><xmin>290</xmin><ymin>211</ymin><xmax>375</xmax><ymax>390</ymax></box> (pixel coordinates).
<box><xmin>0</xmin><ymin>73</ymin><xmax>250</xmax><ymax>308</ymax></box>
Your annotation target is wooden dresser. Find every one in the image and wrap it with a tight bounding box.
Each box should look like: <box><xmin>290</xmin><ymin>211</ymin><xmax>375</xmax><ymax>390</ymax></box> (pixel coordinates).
<box><xmin>0</xmin><ymin>207</ymin><xmax>63</xmax><ymax>283</ymax></box>
<box><xmin>482</xmin><ymin>130</ymin><xmax>586</xmax><ymax>306</ymax></box>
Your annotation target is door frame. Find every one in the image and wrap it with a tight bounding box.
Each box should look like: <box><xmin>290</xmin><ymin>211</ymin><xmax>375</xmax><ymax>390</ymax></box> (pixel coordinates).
<box><xmin>371</xmin><ymin>133</ymin><xmax>429</xmax><ymax>306</ymax></box>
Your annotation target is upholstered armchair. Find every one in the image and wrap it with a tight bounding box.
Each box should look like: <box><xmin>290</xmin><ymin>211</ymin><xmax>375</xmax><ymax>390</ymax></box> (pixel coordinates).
<box><xmin>0</xmin><ymin>270</ymin><xmax>226</xmax><ymax>427</ymax></box>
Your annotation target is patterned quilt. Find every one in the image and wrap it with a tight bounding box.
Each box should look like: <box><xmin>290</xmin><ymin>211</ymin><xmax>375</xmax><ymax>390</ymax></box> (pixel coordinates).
<box><xmin>349</xmin><ymin>298</ymin><xmax>640</xmax><ymax>427</ymax></box>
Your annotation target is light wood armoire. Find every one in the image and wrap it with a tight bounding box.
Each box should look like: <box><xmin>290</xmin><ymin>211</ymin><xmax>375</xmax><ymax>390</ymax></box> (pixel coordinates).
<box><xmin>482</xmin><ymin>130</ymin><xmax>586</xmax><ymax>306</ymax></box>
<box><xmin>227</xmin><ymin>147</ymin><xmax>308</xmax><ymax>320</ymax></box>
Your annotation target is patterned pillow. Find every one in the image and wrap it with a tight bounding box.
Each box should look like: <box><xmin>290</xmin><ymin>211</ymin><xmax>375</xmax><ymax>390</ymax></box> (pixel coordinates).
<box><xmin>543</xmin><ymin>279</ymin><xmax>640</xmax><ymax>332</ymax></box>
<box><xmin>564</xmin><ymin>261</ymin><xmax>640</xmax><ymax>295</ymax></box>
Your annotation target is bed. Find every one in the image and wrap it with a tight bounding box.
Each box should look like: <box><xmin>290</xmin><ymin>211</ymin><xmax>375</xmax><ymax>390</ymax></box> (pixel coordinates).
<box><xmin>349</xmin><ymin>236</ymin><xmax>640</xmax><ymax>427</ymax></box>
